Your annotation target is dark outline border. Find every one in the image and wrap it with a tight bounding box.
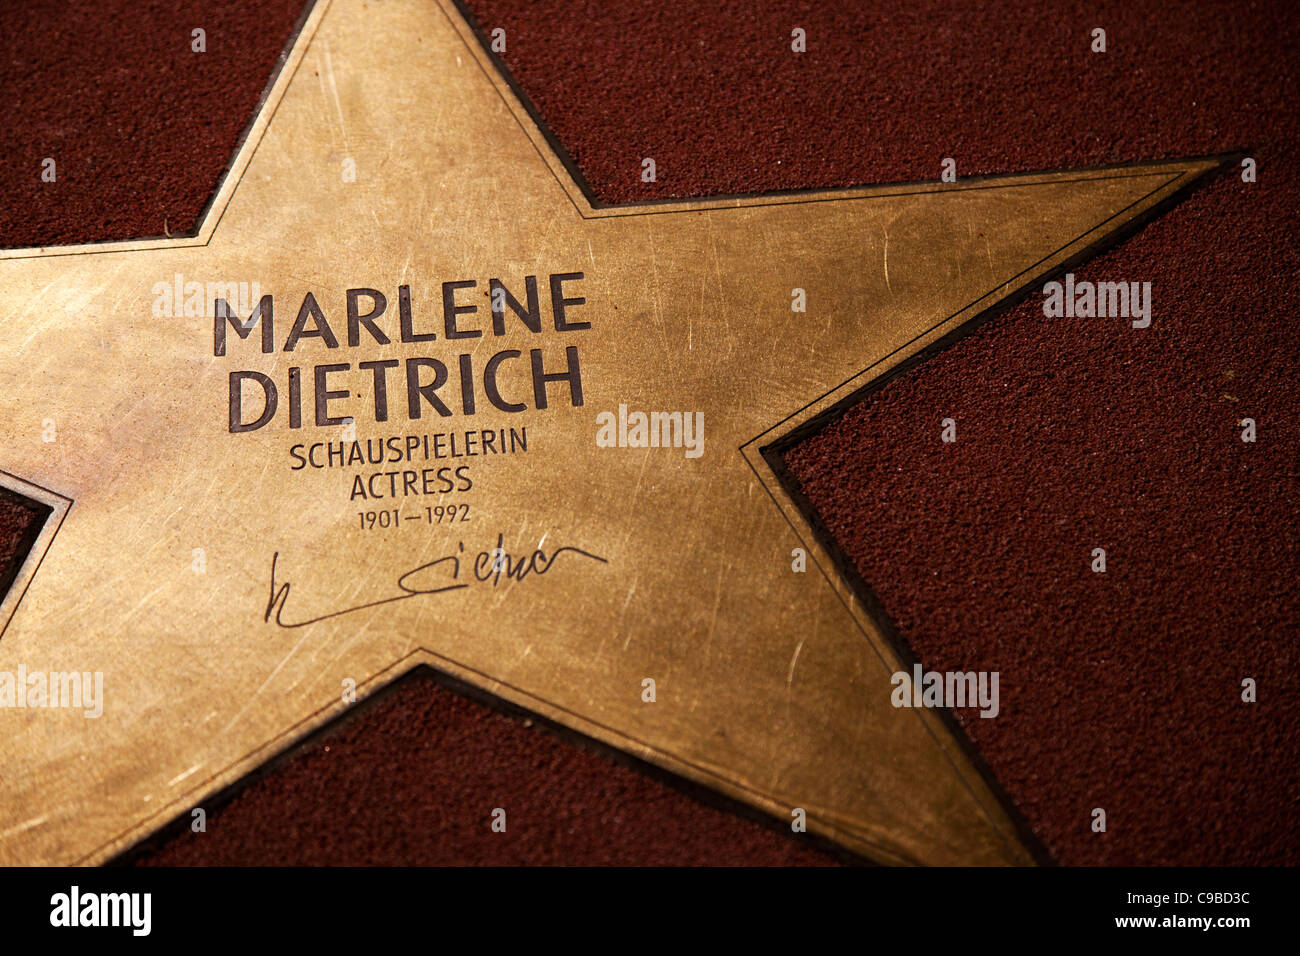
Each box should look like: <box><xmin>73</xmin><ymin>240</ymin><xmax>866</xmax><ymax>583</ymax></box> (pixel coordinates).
<box><xmin>750</xmin><ymin>152</ymin><xmax>1243</xmax><ymax>867</ymax></box>
<box><xmin>108</xmin><ymin>663</ymin><xmax>871</xmax><ymax>867</ymax></box>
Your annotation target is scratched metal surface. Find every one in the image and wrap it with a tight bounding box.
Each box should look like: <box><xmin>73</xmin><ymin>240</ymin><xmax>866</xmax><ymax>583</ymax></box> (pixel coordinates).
<box><xmin>0</xmin><ymin>0</ymin><xmax>1223</xmax><ymax>865</ymax></box>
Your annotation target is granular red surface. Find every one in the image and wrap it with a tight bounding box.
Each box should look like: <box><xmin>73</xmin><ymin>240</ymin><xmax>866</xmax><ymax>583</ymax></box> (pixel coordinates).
<box><xmin>0</xmin><ymin>0</ymin><xmax>310</xmax><ymax>248</ymax></box>
<box><xmin>782</xmin><ymin>205</ymin><xmax>1300</xmax><ymax>864</ymax></box>
<box><xmin>0</xmin><ymin>491</ymin><xmax>49</xmax><ymax>605</ymax></box>
<box><xmin>132</xmin><ymin>671</ymin><xmax>838</xmax><ymax>866</ymax></box>
<box><xmin>1</xmin><ymin>0</ymin><xmax>1296</xmax><ymax>865</ymax></box>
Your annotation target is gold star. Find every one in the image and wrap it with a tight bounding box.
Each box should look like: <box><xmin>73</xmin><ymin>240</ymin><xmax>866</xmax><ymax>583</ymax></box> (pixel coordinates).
<box><xmin>0</xmin><ymin>0</ymin><xmax>1228</xmax><ymax>864</ymax></box>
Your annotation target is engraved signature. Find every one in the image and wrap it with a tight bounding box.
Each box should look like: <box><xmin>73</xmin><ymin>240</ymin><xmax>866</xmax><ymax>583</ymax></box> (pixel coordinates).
<box><xmin>264</xmin><ymin>533</ymin><xmax>608</xmax><ymax>628</ymax></box>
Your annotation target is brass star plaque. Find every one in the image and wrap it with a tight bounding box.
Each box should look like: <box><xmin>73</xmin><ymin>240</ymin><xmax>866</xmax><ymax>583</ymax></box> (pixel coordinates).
<box><xmin>0</xmin><ymin>0</ymin><xmax>1229</xmax><ymax>865</ymax></box>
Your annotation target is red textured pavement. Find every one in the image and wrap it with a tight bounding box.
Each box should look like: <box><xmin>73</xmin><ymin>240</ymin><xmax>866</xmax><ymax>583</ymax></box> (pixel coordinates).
<box><xmin>132</xmin><ymin>670</ymin><xmax>839</xmax><ymax>866</ymax></box>
<box><xmin>1</xmin><ymin>0</ymin><xmax>1295</xmax><ymax>865</ymax></box>
<box><xmin>0</xmin><ymin>491</ymin><xmax>49</xmax><ymax>604</ymax></box>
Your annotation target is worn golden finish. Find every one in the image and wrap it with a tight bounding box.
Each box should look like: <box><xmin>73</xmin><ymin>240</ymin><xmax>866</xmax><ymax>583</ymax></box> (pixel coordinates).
<box><xmin>0</xmin><ymin>0</ymin><xmax>1225</xmax><ymax>865</ymax></box>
